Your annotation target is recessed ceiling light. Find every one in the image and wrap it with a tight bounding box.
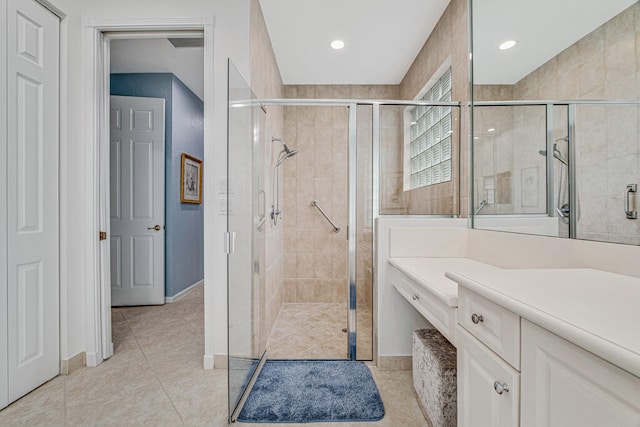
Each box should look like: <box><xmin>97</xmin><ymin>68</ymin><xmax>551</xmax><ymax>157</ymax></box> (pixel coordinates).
<box><xmin>499</xmin><ymin>40</ymin><xmax>516</xmax><ymax>50</ymax></box>
<box><xmin>331</xmin><ymin>40</ymin><xmax>345</xmax><ymax>50</ymax></box>
<box><xmin>487</xmin><ymin>128</ymin><xmax>495</xmax><ymax>132</ymax></box>
<box><xmin>474</xmin><ymin>136</ymin><xmax>480</xmax><ymax>140</ymax></box>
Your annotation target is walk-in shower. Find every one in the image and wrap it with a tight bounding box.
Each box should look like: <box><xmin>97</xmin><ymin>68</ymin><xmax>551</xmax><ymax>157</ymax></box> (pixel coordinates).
<box><xmin>227</xmin><ymin>70</ymin><xmax>462</xmax><ymax>419</ymax></box>
<box><xmin>271</xmin><ymin>137</ymin><xmax>298</xmax><ymax>225</ymax></box>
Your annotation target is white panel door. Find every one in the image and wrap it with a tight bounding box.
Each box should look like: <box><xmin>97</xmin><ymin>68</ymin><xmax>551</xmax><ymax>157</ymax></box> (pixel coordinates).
<box><xmin>521</xmin><ymin>320</ymin><xmax>640</xmax><ymax>427</ymax></box>
<box><xmin>110</xmin><ymin>95</ymin><xmax>165</xmax><ymax>306</ymax></box>
<box><xmin>4</xmin><ymin>0</ymin><xmax>59</xmax><ymax>407</ymax></box>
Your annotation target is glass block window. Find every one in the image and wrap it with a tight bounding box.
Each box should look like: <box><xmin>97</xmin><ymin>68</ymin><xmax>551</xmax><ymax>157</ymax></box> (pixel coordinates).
<box><xmin>408</xmin><ymin>68</ymin><xmax>452</xmax><ymax>189</ymax></box>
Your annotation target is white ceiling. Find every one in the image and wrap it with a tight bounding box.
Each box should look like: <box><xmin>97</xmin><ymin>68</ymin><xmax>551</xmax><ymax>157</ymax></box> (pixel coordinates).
<box><xmin>107</xmin><ymin>1</ymin><xmax>636</xmax><ymax>92</ymax></box>
<box><xmin>260</xmin><ymin>0</ymin><xmax>636</xmax><ymax>87</ymax></box>
<box><xmin>473</xmin><ymin>0</ymin><xmax>636</xmax><ymax>84</ymax></box>
<box><xmin>258</xmin><ymin>0</ymin><xmax>451</xmax><ymax>85</ymax></box>
<box><xmin>110</xmin><ymin>38</ymin><xmax>204</xmax><ymax>99</ymax></box>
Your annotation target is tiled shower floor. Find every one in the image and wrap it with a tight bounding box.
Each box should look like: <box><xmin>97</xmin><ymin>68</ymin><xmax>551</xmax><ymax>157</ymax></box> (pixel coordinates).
<box><xmin>266</xmin><ymin>303</ymin><xmax>372</xmax><ymax>360</ymax></box>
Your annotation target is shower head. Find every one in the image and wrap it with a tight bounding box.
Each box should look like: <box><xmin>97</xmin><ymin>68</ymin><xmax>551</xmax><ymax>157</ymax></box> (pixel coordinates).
<box><xmin>538</xmin><ymin>143</ymin><xmax>568</xmax><ymax>166</ymax></box>
<box><xmin>283</xmin><ymin>143</ymin><xmax>298</xmax><ymax>157</ymax></box>
<box><xmin>275</xmin><ymin>143</ymin><xmax>299</xmax><ymax>166</ymax></box>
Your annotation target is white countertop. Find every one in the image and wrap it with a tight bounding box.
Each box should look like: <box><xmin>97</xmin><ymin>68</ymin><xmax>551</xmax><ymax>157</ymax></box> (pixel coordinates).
<box><xmin>446</xmin><ymin>268</ymin><xmax>640</xmax><ymax>378</ymax></box>
<box><xmin>388</xmin><ymin>257</ymin><xmax>502</xmax><ymax>307</ymax></box>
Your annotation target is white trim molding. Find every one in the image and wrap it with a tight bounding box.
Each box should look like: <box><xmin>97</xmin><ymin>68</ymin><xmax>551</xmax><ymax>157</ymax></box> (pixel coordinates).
<box><xmin>165</xmin><ymin>280</ymin><xmax>204</xmax><ymax>303</ymax></box>
<box><xmin>203</xmin><ymin>354</ymin><xmax>215</xmax><ymax>370</ymax></box>
<box><xmin>84</xmin><ymin>16</ymin><xmax>215</xmax><ymax>369</ymax></box>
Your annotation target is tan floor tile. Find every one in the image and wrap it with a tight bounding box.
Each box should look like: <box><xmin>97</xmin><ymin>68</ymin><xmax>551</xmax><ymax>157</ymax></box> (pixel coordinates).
<box><xmin>0</xmin><ymin>283</ymin><xmax>429</xmax><ymax>427</ymax></box>
<box><xmin>0</xmin><ymin>376</ymin><xmax>65</xmax><ymax>427</ymax></box>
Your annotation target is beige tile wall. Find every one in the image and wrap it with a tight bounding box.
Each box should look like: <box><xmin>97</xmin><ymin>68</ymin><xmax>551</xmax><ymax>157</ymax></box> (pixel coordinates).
<box><xmin>474</xmin><ymin>3</ymin><xmax>640</xmax><ymax>244</ymax></box>
<box><xmin>281</xmin><ymin>85</ymin><xmax>399</xmax><ymax>307</ymax></box>
<box><xmin>400</xmin><ymin>0</ymin><xmax>470</xmax><ymax>216</ymax></box>
<box><xmin>249</xmin><ymin>0</ymin><xmax>284</xmax><ymax>349</ymax></box>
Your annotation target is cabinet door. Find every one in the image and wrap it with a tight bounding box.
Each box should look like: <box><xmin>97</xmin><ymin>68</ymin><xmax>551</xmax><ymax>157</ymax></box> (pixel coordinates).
<box><xmin>521</xmin><ymin>320</ymin><xmax>640</xmax><ymax>427</ymax></box>
<box><xmin>457</xmin><ymin>326</ymin><xmax>520</xmax><ymax>427</ymax></box>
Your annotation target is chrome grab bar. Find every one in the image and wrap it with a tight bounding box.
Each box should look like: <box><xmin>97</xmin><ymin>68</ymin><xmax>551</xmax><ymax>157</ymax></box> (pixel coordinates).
<box><xmin>474</xmin><ymin>200</ymin><xmax>487</xmax><ymax>215</ymax></box>
<box><xmin>311</xmin><ymin>200</ymin><xmax>341</xmax><ymax>233</ymax></box>
<box><xmin>625</xmin><ymin>184</ymin><xmax>637</xmax><ymax>219</ymax></box>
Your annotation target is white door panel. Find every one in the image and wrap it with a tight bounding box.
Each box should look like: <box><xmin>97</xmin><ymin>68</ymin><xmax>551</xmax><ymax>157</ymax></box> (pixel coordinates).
<box><xmin>0</xmin><ymin>0</ymin><xmax>9</xmax><ymax>409</ymax></box>
<box><xmin>110</xmin><ymin>95</ymin><xmax>165</xmax><ymax>306</ymax></box>
<box><xmin>4</xmin><ymin>0</ymin><xmax>59</xmax><ymax>407</ymax></box>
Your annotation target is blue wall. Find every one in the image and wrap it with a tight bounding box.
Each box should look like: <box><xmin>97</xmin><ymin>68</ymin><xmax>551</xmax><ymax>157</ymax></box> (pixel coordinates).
<box><xmin>111</xmin><ymin>73</ymin><xmax>204</xmax><ymax>298</ymax></box>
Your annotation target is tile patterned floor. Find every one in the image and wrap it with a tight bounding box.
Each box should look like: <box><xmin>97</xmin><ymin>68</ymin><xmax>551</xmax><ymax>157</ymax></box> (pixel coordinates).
<box><xmin>267</xmin><ymin>303</ymin><xmax>348</xmax><ymax>359</ymax></box>
<box><xmin>266</xmin><ymin>303</ymin><xmax>374</xmax><ymax>360</ymax></box>
<box><xmin>0</xmin><ymin>284</ymin><xmax>429</xmax><ymax>426</ymax></box>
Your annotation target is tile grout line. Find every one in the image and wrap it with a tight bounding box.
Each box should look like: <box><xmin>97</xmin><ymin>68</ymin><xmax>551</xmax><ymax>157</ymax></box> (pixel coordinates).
<box><xmin>121</xmin><ymin>310</ymin><xmax>186</xmax><ymax>426</ymax></box>
<box><xmin>63</xmin><ymin>374</ymin><xmax>67</xmax><ymax>427</ymax></box>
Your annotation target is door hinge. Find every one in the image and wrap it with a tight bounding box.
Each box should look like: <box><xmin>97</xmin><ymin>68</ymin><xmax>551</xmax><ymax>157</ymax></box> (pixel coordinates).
<box><xmin>224</xmin><ymin>231</ymin><xmax>236</xmax><ymax>254</ymax></box>
<box><xmin>99</xmin><ymin>231</ymin><xmax>107</xmax><ymax>241</ymax></box>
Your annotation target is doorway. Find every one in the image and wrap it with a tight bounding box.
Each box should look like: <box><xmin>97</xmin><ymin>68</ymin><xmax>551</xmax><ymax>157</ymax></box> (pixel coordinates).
<box><xmin>108</xmin><ymin>36</ymin><xmax>205</xmax><ymax>309</ymax></box>
<box><xmin>87</xmin><ymin>21</ymin><xmax>212</xmax><ymax>365</ymax></box>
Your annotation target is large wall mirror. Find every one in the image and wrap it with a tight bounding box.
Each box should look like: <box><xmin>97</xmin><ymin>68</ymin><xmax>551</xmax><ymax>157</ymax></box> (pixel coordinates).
<box><xmin>471</xmin><ymin>0</ymin><xmax>640</xmax><ymax>245</ymax></box>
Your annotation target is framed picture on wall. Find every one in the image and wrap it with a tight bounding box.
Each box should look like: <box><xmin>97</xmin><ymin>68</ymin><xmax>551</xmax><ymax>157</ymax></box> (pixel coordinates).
<box><xmin>180</xmin><ymin>153</ymin><xmax>203</xmax><ymax>204</ymax></box>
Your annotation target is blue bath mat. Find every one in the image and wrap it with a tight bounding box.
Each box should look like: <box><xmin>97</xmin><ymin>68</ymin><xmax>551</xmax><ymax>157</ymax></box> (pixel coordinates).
<box><xmin>237</xmin><ymin>360</ymin><xmax>385</xmax><ymax>423</ymax></box>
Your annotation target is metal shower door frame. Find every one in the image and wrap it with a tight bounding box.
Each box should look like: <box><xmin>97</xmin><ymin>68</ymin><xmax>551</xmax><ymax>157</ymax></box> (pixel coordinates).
<box><xmin>347</xmin><ymin>103</ymin><xmax>358</xmax><ymax>360</ymax></box>
<box><xmin>254</xmin><ymin>98</ymin><xmax>461</xmax><ymax>361</ymax></box>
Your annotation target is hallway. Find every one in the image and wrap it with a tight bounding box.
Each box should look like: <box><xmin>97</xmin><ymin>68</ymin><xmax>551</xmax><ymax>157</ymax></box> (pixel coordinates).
<box><xmin>0</xmin><ymin>283</ymin><xmax>429</xmax><ymax>426</ymax></box>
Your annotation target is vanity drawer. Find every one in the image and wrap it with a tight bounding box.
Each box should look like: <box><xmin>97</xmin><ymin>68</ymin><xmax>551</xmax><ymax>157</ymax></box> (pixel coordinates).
<box><xmin>389</xmin><ymin>265</ymin><xmax>456</xmax><ymax>344</ymax></box>
<box><xmin>458</xmin><ymin>287</ymin><xmax>520</xmax><ymax>369</ymax></box>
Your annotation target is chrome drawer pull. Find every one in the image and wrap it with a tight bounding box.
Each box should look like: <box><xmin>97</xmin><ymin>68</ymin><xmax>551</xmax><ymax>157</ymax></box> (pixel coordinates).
<box><xmin>411</xmin><ymin>293</ymin><xmax>420</xmax><ymax>301</ymax></box>
<box><xmin>494</xmin><ymin>381</ymin><xmax>509</xmax><ymax>395</ymax></box>
<box><xmin>471</xmin><ymin>313</ymin><xmax>484</xmax><ymax>324</ymax></box>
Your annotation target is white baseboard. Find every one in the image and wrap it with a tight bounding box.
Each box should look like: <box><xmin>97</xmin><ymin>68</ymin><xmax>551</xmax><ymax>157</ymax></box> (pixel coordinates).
<box><xmin>203</xmin><ymin>354</ymin><xmax>215</xmax><ymax>370</ymax></box>
<box><xmin>85</xmin><ymin>351</ymin><xmax>102</xmax><ymax>368</ymax></box>
<box><xmin>165</xmin><ymin>279</ymin><xmax>203</xmax><ymax>303</ymax></box>
<box><xmin>60</xmin><ymin>352</ymin><xmax>86</xmax><ymax>375</ymax></box>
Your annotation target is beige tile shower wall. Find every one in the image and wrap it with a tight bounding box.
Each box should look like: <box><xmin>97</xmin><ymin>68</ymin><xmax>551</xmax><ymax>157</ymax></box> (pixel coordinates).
<box><xmin>249</xmin><ymin>0</ymin><xmax>284</xmax><ymax>347</ymax></box>
<box><xmin>472</xmin><ymin>85</ymin><xmax>514</xmax><ymax>214</ymax></box>
<box><xmin>282</xmin><ymin>85</ymin><xmax>399</xmax><ymax>305</ymax></box>
<box><xmin>474</xmin><ymin>89</ymin><xmax>570</xmax><ymax>237</ymax></box>
<box><xmin>400</xmin><ymin>0</ymin><xmax>470</xmax><ymax>216</ymax></box>
<box><xmin>478</xmin><ymin>3</ymin><xmax>640</xmax><ymax>244</ymax></box>
<box><xmin>472</xmin><ymin>104</ymin><xmax>548</xmax><ymax>215</ymax></box>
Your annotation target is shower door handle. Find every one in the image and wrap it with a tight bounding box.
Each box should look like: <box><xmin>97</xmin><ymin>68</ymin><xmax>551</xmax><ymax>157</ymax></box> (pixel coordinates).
<box><xmin>625</xmin><ymin>184</ymin><xmax>637</xmax><ymax>219</ymax></box>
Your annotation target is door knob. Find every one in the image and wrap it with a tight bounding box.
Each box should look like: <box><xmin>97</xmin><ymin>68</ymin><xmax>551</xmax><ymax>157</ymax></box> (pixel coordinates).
<box><xmin>147</xmin><ymin>225</ymin><xmax>162</xmax><ymax>231</ymax></box>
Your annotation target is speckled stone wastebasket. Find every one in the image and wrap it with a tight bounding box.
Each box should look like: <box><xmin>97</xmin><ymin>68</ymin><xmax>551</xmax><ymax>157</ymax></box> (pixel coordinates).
<box><xmin>412</xmin><ymin>329</ymin><xmax>457</xmax><ymax>427</ymax></box>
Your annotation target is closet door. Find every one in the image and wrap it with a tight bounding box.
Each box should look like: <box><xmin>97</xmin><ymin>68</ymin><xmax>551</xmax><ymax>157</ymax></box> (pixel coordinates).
<box><xmin>0</xmin><ymin>0</ymin><xmax>8</xmax><ymax>410</ymax></box>
<box><xmin>3</xmin><ymin>0</ymin><xmax>60</xmax><ymax>407</ymax></box>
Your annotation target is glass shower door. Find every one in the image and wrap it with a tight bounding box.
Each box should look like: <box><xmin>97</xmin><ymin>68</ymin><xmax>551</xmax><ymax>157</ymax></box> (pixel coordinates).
<box><xmin>227</xmin><ymin>60</ymin><xmax>266</xmax><ymax>421</ymax></box>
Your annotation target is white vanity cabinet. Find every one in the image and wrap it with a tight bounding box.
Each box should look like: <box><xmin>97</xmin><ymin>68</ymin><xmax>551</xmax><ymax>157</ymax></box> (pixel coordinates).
<box><xmin>521</xmin><ymin>320</ymin><xmax>640</xmax><ymax>427</ymax></box>
<box><xmin>453</xmin><ymin>278</ymin><xmax>640</xmax><ymax>427</ymax></box>
<box><xmin>457</xmin><ymin>326</ymin><xmax>520</xmax><ymax>427</ymax></box>
<box><xmin>457</xmin><ymin>288</ymin><xmax>521</xmax><ymax>427</ymax></box>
